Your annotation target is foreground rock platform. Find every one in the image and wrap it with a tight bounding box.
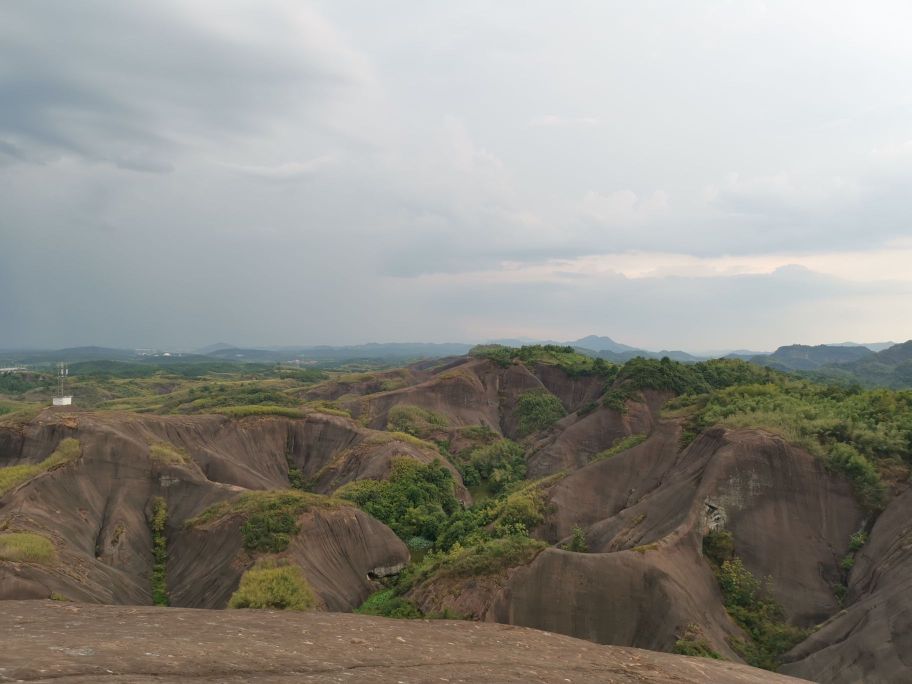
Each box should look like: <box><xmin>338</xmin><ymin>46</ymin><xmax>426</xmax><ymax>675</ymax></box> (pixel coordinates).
<box><xmin>0</xmin><ymin>601</ymin><xmax>808</xmax><ymax>683</ymax></box>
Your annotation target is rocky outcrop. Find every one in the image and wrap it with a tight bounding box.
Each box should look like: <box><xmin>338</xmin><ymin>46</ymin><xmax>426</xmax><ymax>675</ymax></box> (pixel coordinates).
<box><xmin>0</xmin><ymin>600</ymin><xmax>810</xmax><ymax>683</ymax></box>
<box><xmin>481</xmin><ymin>424</ymin><xmax>864</xmax><ymax>660</ymax></box>
<box><xmin>170</xmin><ymin>504</ymin><xmax>409</xmax><ymax>611</ymax></box>
<box><xmin>0</xmin><ymin>410</ymin><xmax>423</xmax><ymax>608</ymax></box>
<box><xmin>525</xmin><ymin>389</ymin><xmax>670</xmax><ymax>478</ymax></box>
<box><xmin>344</xmin><ymin>357</ymin><xmax>505</xmax><ymax>431</ymax></box>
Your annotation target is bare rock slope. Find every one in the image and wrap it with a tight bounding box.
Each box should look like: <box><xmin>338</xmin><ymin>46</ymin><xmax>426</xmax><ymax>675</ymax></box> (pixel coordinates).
<box><xmin>780</xmin><ymin>487</ymin><xmax>912</xmax><ymax>683</ymax></box>
<box><xmin>0</xmin><ymin>410</ymin><xmax>419</xmax><ymax>608</ymax></box>
<box><xmin>0</xmin><ymin>600</ymin><xmax>808</xmax><ymax>684</ymax></box>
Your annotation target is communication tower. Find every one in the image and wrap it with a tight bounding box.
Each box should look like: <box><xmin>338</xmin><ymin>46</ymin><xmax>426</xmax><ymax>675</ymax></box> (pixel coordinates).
<box><xmin>52</xmin><ymin>363</ymin><xmax>73</xmax><ymax>406</ymax></box>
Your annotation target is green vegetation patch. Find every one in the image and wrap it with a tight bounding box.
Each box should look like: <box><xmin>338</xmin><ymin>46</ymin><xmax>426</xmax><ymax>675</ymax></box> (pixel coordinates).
<box><xmin>601</xmin><ymin>387</ymin><xmax>636</xmax><ymax>412</ymax></box>
<box><xmin>150</xmin><ymin>497</ymin><xmax>168</xmax><ymax>605</ymax></box>
<box><xmin>434</xmin><ymin>473</ymin><xmax>562</xmax><ymax>550</ymax></box>
<box><xmin>458</xmin><ymin>439</ymin><xmax>526</xmax><ymax>494</ymax></box>
<box><xmin>214</xmin><ymin>405</ymin><xmax>304</xmax><ymax>419</ymax></box>
<box><xmin>516</xmin><ymin>390</ymin><xmax>566</xmax><ymax>436</ymax></box>
<box><xmin>355</xmin><ymin>588</ymin><xmax>421</xmax><ymax>619</ymax></box>
<box><xmin>188</xmin><ymin>490</ymin><xmax>344</xmax><ymax>553</ymax></box>
<box><xmin>565</xmin><ymin>525</ymin><xmax>589</xmax><ymax>553</ymax></box>
<box><xmin>149</xmin><ymin>442</ymin><xmax>190</xmax><ymax>466</ymax></box>
<box><xmin>674</xmin><ymin>624</ymin><xmax>722</xmax><ymax>660</ymax></box>
<box><xmin>387</xmin><ymin>404</ymin><xmax>449</xmax><ymax>438</ymax></box>
<box><xmin>485</xmin><ymin>478</ymin><xmax>552</xmax><ymax>536</ymax></box>
<box><xmin>0</xmin><ymin>532</ymin><xmax>57</xmax><ymax>565</ymax></box>
<box><xmin>341</xmin><ymin>461</ymin><xmax>562</xmax><ymax>618</ymax></box>
<box><xmin>622</xmin><ymin>357</ymin><xmax>775</xmax><ymax>395</ymax></box>
<box><xmin>401</xmin><ymin>535</ymin><xmax>546</xmax><ymax>591</ymax></box>
<box><xmin>703</xmin><ymin>529</ymin><xmax>735</xmax><ymax>566</ymax></box>
<box><xmin>228</xmin><ymin>559</ymin><xmax>316</xmax><ymax>611</ymax></box>
<box><xmin>676</xmin><ymin>381</ymin><xmax>911</xmax><ymax>509</ymax></box>
<box><xmin>826</xmin><ymin>444</ymin><xmax>885</xmax><ymax>510</ymax></box>
<box><xmin>1</xmin><ymin>361</ymin><xmax>330</xmax><ymax>414</ymax></box>
<box><xmin>603</xmin><ymin>357</ymin><xmax>775</xmax><ymax>415</ymax></box>
<box><xmin>337</xmin><ymin>459</ymin><xmax>461</xmax><ymax>545</ymax></box>
<box><xmin>591</xmin><ymin>434</ymin><xmax>648</xmax><ymax>461</ymax></box>
<box><xmin>470</xmin><ymin>344</ymin><xmax>617</xmax><ymax>378</ymax></box>
<box><xmin>0</xmin><ymin>373</ymin><xmax>49</xmax><ymax>395</ymax></box>
<box><xmin>615</xmin><ymin>357</ymin><xmax>711</xmax><ymax>395</ymax></box>
<box><xmin>365</xmin><ymin>430</ymin><xmax>439</xmax><ymax>451</ymax></box>
<box><xmin>718</xmin><ymin>558</ymin><xmax>809</xmax><ymax>670</ymax></box>
<box><xmin>702</xmin><ymin>530</ymin><xmax>807</xmax><ymax>670</ymax></box>
<box><xmin>0</xmin><ymin>404</ymin><xmax>44</xmax><ymax>427</ymax></box>
<box><xmin>836</xmin><ymin>530</ymin><xmax>869</xmax><ymax>596</ymax></box>
<box><xmin>0</xmin><ymin>438</ymin><xmax>81</xmax><ymax>495</ymax></box>
<box><xmin>304</xmin><ymin>400</ymin><xmax>351</xmax><ymax>418</ymax></box>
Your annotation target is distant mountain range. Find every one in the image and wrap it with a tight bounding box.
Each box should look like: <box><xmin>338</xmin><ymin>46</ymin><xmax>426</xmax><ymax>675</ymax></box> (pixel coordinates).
<box><xmin>749</xmin><ymin>344</ymin><xmax>875</xmax><ymax>371</ymax></box>
<box><xmin>828</xmin><ymin>341</ymin><xmax>897</xmax><ymax>352</ymax></box>
<box><xmin>3</xmin><ymin>338</ymin><xmax>911</xmax><ymax>388</ymax></box>
<box><xmin>749</xmin><ymin>341</ymin><xmax>912</xmax><ymax>389</ymax></box>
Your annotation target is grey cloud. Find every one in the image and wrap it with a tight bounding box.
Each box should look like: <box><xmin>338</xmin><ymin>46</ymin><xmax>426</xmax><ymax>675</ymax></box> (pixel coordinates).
<box><xmin>225</xmin><ymin>156</ymin><xmax>337</xmax><ymax>183</ymax></box>
<box><xmin>0</xmin><ymin>2</ymin><xmax>367</xmax><ymax>171</ymax></box>
<box><xmin>413</xmin><ymin>266</ymin><xmax>912</xmax><ymax>351</ymax></box>
<box><xmin>2</xmin><ymin>1</ymin><xmax>912</xmax><ymax>349</ymax></box>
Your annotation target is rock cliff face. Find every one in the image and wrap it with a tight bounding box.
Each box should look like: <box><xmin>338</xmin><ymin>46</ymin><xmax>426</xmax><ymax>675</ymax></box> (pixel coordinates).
<box><xmin>0</xmin><ymin>410</ymin><xmax>415</xmax><ymax>608</ymax></box>
<box><xmin>485</xmin><ymin>426</ymin><xmax>864</xmax><ymax>658</ymax></box>
<box><xmin>170</xmin><ymin>504</ymin><xmax>408</xmax><ymax>610</ymax></box>
<box><xmin>781</xmin><ymin>486</ymin><xmax>912</xmax><ymax>683</ymax></box>
<box><xmin>340</xmin><ymin>356</ymin><xmax>652</xmax><ymax>471</ymax></box>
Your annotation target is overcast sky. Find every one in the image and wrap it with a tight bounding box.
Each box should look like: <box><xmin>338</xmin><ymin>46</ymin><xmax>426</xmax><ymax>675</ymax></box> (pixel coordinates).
<box><xmin>2</xmin><ymin>1</ymin><xmax>911</xmax><ymax>352</ymax></box>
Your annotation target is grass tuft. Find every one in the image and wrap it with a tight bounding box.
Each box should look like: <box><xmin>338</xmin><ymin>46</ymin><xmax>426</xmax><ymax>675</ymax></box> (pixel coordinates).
<box><xmin>0</xmin><ymin>438</ymin><xmax>81</xmax><ymax>495</ymax></box>
<box><xmin>0</xmin><ymin>532</ymin><xmax>57</xmax><ymax>564</ymax></box>
<box><xmin>214</xmin><ymin>405</ymin><xmax>304</xmax><ymax>419</ymax></box>
<box><xmin>591</xmin><ymin>434</ymin><xmax>647</xmax><ymax>461</ymax></box>
<box><xmin>149</xmin><ymin>442</ymin><xmax>190</xmax><ymax>465</ymax></box>
<box><xmin>365</xmin><ymin>430</ymin><xmax>439</xmax><ymax>451</ymax></box>
<box><xmin>386</xmin><ymin>404</ymin><xmax>449</xmax><ymax>438</ymax></box>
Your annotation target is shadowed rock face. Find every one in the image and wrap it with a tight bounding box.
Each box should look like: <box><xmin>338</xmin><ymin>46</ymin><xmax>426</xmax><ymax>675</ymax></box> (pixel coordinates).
<box><xmin>525</xmin><ymin>388</ymin><xmax>671</xmax><ymax>477</ymax></box>
<box><xmin>485</xmin><ymin>426</ymin><xmax>864</xmax><ymax>656</ymax></box>
<box><xmin>781</xmin><ymin>487</ymin><xmax>912</xmax><ymax>684</ymax></box>
<box><xmin>0</xmin><ymin>600</ymin><xmax>810</xmax><ymax>683</ymax></box>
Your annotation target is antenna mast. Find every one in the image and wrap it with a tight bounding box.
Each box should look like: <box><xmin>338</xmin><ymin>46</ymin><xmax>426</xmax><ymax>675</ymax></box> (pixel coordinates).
<box><xmin>52</xmin><ymin>362</ymin><xmax>73</xmax><ymax>407</ymax></box>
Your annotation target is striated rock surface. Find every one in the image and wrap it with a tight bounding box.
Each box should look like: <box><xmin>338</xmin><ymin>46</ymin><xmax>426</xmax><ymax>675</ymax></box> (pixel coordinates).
<box><xmin>781</xmin><ymin>487</ymin><xmax>912</xmax><ymax>684</ymax></box>
<box><xmin>0</xmin><ymin>410</ymin><xmax>417</xmax><ymax>608</ymax></box>
<box><xmin>0</xmin><ymin>600</ymin><xmax>809</xmax><ymax>683</ymax></box>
